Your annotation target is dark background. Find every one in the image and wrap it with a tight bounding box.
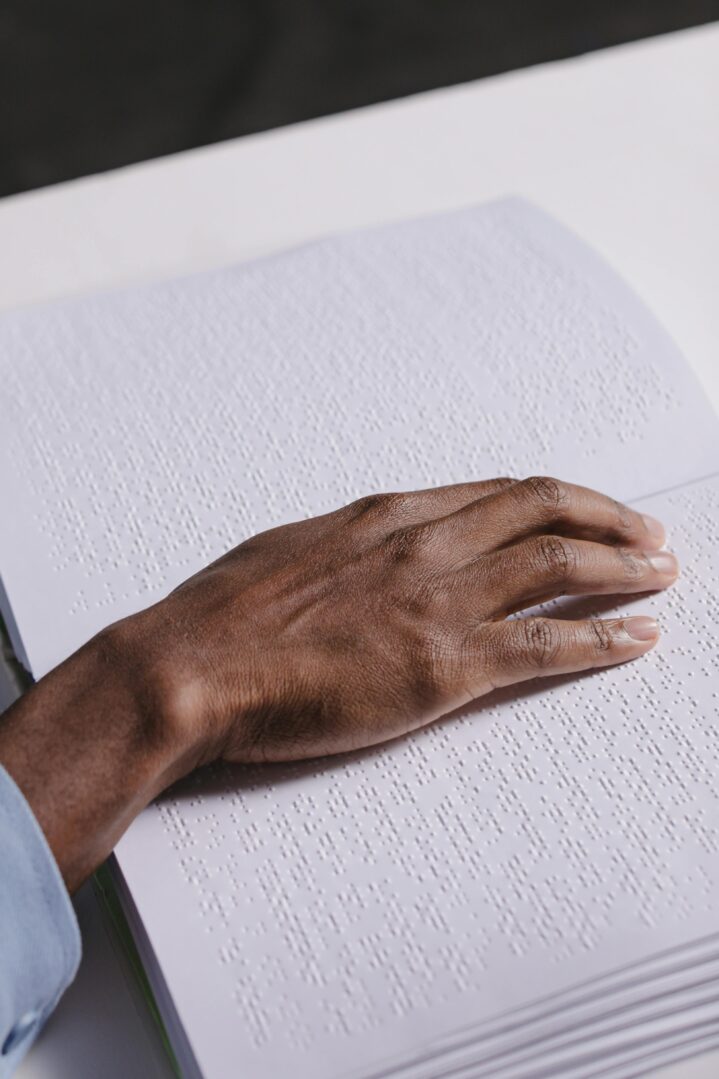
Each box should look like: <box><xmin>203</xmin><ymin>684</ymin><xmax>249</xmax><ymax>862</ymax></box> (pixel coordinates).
<box><xmin>1</xmin><ymin>0</ymin><xmax>718</xmax><ymax>199</ymax></box>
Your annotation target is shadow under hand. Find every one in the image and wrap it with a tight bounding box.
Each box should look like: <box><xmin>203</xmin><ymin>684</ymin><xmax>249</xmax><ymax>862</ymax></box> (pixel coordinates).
<box><xmin>162</xmin><ymin>591</ymin><xmax>655</xmax><ymax>805</ymax></box>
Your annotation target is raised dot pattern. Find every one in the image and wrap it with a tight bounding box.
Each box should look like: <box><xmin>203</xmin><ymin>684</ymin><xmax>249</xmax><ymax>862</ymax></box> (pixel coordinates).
<box><xmin>1</xmin><ymin>200</ymin><xmax>712</xmax><ymax>680</ymax></box>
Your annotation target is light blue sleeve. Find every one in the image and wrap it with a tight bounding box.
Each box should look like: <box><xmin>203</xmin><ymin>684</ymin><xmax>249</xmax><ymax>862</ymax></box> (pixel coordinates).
<box><xmin>0</xmin><ymin>764</ymin><xmax>81</xmax><ymax>1076</ymax></box>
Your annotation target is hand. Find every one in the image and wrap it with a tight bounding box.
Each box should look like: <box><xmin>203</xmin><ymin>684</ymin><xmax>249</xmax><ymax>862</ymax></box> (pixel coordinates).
<box><xmin>129</xmin><ymin>475</ymin><xmax>677</xmax><ymax>764</ymax></box>
<box><xmin>0</xmin><ymin>476</ymin><xmax>677</xmax><ymax>890</ymax></box>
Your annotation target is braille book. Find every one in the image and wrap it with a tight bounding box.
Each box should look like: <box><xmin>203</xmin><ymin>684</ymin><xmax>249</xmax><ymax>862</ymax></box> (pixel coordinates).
<box><xmin>1</xmin><ymin>200</ymin><xmax>719</xmax><ymax>1078</ymax></box>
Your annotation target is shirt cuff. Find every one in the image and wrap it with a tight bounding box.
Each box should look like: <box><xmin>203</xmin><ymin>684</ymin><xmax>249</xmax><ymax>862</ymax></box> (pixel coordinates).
<box><xmin>0</xmin><ymin>763</ymin><xmax>81</xmax><ymax>1074</ymax></box>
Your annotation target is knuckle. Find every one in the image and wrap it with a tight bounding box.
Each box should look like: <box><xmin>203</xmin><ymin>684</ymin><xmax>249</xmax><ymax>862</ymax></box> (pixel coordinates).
<box><xmin>588</xmin><ymin>619</ymin><xmax>614</xmax><ymax>652</ymax></box>
<box><xmin>616</xmin><ymin>546</ymin><xmax>645</xmax><ymax>581</ymax></box>
<box><xmin>521</xmin><ymin>617</ymin><xmax>562</xmax><ymax>669</ymax></box>
<box><xmin>392</xmin><ymin>572</ymin><xmax>442</xmax><ymax>618</ymax></box>
<box><xmin>379</xmin><ymin>492</ymin><xmax>412</xmax><ymax>518</ymax></box>
<box><xmin>384</xmin><ymin>523</ymin><xmax>427</xmax><ymax>563</ymax></box>
<box><xmin>349</xmin><ymin>492</ymin><xmax>397</xmax><ymax>519</ymax></box>
<box><xmin>522</xmin><ymin>475</ymin><xmax>567</xmax><ymax>515</ymax></box>
<box><xmin>534</xmin><ymin>534</ymin><xmax>576</xmax><ymax>580</ymax></box>
<box><xmin>612</xmin><ymin>498</ymin><xmax>634</xmax><ymax>537</ymax></box>
<box><xmin>385</xmin><ymin>520</ymin><xmax>439</xmax><ymax>563</ymax></box>
<box><xmin>406</xmin><ymin>627</ymin><xmax>455</xmax><ymax>706</ymax></box>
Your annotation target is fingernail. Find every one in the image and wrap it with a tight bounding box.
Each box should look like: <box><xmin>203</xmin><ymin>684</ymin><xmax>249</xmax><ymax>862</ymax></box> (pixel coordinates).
<box><xmin>642</xmin><ymin>513</ymin><xmax>665</xmax><ymax>546</ymax></box>
<box><xmin>647</xmin><ymin>550</ymin><xmax>679</xmax><ymax>577</ymax></box>
<box><xmin>621</xmin><ymin>616</ymin><xmax>660</xmax><ymax>642</ymax></box>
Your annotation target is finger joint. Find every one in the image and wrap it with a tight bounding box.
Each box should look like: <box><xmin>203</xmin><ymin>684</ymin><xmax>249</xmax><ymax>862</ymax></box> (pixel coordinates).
<box><xmin>350</xmin><ymin>492</ymin><xmax>406</xmax><ymax>521</ymax></box>
<box><xmin>522</xmin><ymin>475</ymin><xmax>568</xmax><ymax>516</ymax></box>
<box><xmin>589</xmin><ymin>619</ymin><xmax>614</xmax><ymax>652</ymax></box>
<box><xmin>616</xmin><ymin>546</ymin><xmax>645</xmax><ymax>581</ymax></box>
<box><xmin>384</xmin><ymin>523</ymin><xmax>433</xmax><ymax>563</ymax></box>
<box><xmin>536</xmin><ymin>534</ymin><xmax>576</xmax><ymax>581</ymax></box>
<box><xmin>521</xmin><ymin>618</ymin><xmax>562</xmax><ymax>669</ymax></box>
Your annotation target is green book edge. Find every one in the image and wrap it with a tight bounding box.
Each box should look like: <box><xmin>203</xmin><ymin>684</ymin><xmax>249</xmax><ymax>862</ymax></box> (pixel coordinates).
<box><xmin>93</xmin><ymin>865</ymin><xmax>182</xmax><ymax>1077</ymax></box>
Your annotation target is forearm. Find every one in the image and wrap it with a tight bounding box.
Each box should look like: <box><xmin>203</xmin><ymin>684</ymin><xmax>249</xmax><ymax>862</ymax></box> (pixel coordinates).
<box><xmin>0</xmin><ymin>618</ymin><xmax>197</xmax><ymax>893</ymax></box>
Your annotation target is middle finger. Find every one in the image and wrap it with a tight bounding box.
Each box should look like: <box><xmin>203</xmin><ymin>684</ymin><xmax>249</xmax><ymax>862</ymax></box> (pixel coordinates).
<box><xmin>460</xmin><ymin>534</ymin><xmax>678</xmax><ymax>618</ymax></box>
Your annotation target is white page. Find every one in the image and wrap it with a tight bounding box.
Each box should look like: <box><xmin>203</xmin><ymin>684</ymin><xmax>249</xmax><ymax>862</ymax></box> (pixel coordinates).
<box><xmin>0</xmin><ymin>199</ymin><xmax>716</xmax><ymax>679</ymax></box>
<box><xmin>0</xmin><ymin>200</ymin><xmax>718</xmax><ymax>1078</ymax></box>
<box><xmin>403</xmin><ymin>947</ymin><xmax>719</xmax><ymax>1076</ymax></box>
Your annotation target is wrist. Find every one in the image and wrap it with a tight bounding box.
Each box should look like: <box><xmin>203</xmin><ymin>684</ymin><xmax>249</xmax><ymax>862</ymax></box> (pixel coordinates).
<box><xmin>92</xmin><ymin>610</ymin><xmax>210</xmax><ymax>779</ymax></box>
<box><xmin>118</xmin><ymin>597</ymin><xmax>238</xmax><ymax>770</ymax></box>
<box><xmin>0</xmin><ymin>614</ymin><xmax>204</xmax><ymax>891</ymax></box>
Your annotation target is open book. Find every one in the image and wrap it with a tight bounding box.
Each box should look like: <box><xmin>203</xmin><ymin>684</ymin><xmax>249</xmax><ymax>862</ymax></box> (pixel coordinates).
<box><xmin>1</xmin><ymin>200</ymin><xmax>719</xmax><ymax>1078</ymax></box>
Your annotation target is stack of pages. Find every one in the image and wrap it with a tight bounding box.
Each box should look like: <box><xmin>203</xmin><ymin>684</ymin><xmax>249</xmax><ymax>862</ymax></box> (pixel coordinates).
<box><xmin>2</xmin><ymin>199</ymin><xmax>719</xmax><ymax>1079</ymax></box>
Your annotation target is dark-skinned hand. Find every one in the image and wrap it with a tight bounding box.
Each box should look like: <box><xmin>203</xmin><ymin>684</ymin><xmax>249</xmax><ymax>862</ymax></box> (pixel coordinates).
<box><xmin>0</xmin><ymin>477</ymin><xmax>677</xmax><ymax>890</ymax></box>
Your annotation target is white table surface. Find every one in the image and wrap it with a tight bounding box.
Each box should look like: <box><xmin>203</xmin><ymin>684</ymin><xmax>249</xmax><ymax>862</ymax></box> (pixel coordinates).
<box><xmin>2</xmin><ymin>21</ymin><xmax>718</xmax><ymax>1078</ymax></box>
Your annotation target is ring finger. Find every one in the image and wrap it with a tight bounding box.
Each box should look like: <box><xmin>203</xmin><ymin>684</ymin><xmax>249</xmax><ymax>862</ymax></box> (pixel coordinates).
<box><xmin>462</xmin><ymin>534</ymin><xmax>679</xmax><ymax>618</ymax></box>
